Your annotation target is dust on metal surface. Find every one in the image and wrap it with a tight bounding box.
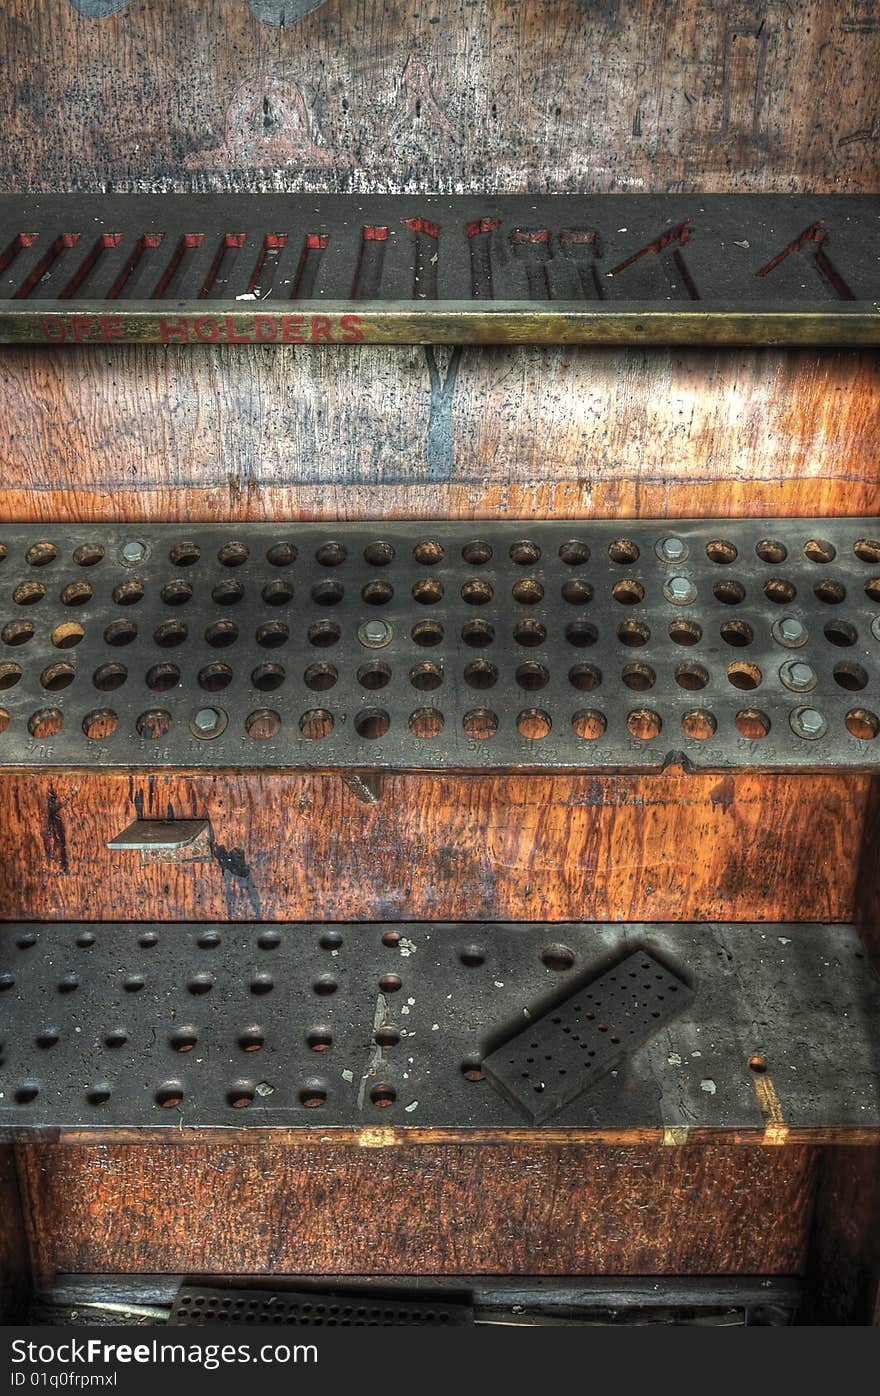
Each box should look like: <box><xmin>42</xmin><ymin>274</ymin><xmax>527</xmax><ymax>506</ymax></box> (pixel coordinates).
<box><xmin>0</xmin><ymin>194</ymin><xmax>877</xmax><ymax>344</ymax></box>
<box><xmin>1</xmin><ymin>521</ymin><xmax>880</xmax><ymax>772</ymax></box>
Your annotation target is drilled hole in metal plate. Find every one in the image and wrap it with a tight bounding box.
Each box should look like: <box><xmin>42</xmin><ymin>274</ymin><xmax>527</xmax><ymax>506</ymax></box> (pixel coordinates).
<box><xmin>509</xmin><ymin>540</ymin><xmax>540</xmax><ymax>565</ymax></box>
<box><xmin>0</xmin><ymin>662</ymin><xmax>21</xmax><ymax>690</ymax></box>
<box><xmin>199</xmin><ymin>662</ymin><xmax>233</xmax><ymax>691</ymax></box>
<box><xmin>28</xmin><ymin>708</ymin><xmax>63</xmax><ymax>739</ymax></box>
<box><xmin>162</xmin><ymin>580</ymin><xmax>192</xmax><ymax>607</ymax></box>
<box><xmin>413</xmin><ymin>539</ymin><xmax>444</xmax><ymax>566</ymax></box>
<box><xmin>682</xmin><ymin>709</ymin><xmax>716</xmax><ymax>740</ymax></box>
<box><xmin>307</xmin><ymin>621</ymin><xmax>338</xmax><ymax>648</ymax></box>
<box><xmin>567</xmin><ymin>619</ymin><xmax>598</xmax><ymax>647</ymax></box>
<box><xmin>39</xmin><ymin>662</ymin><xmax>75</xmax><ymax>691</ymax></box>
<box><xmin>310</xmin><ymin>580</ymin><xmax>343</xmax><ymax>606</ymax></box>
<box><xmin>736</xmin><ymin>709</ymin><xmax>770</xmax><ymax>739</ymax></box>
<box><xmin>512</xmin><ymin>661</ymin><xmax>547</xmax><ymax>692</ymax></box>
<box><xmin>83</xmin><ymin>709</ymin><xmax>118</xmax><ymax>740</ymax></box>
<box><xmin>364</xmin><ymin>541</ymin><xmax>394</xmax><ymax>566</ymax></box>
<box><xmin>363</xmin><ymin>580</ymin><xmax>393</xmax><ymax>606</ymax></box>
<box><xmin>619</xmin><ymin>619</ymin><xmax>649</xmax><ymax>647</ymax></box>
<box><xmin>212</xmin><ymin>579</ymin><xmax>244</xmax><ymax>606</ymax></box>
<box><xmin>727</xmin><ymin>661</ymin><xmax>762</xmax><ymax>690</ymax></box>
<box><xmin>374</xmin><ymin>1026</ymin><xmax>400</xmax><ymax>1047</ymax></box>
<box><xmin>267</xmin><ymin>542</ymin><xmax>296</xmax><ymax>567</ymax></box>
<box><xmin>463</xmin><ymin>707</ymin><xmax>497</xmax><ymax>739</ymax></box>
<box><xmin>517</xmin><ymin>707</ymin><xmax>551</xmax><ymax>739</ymax></box>
<box><xmin>246</xmin><ymin>709</ymin><xmax>281</xmax><ymax>739</ymax></box>
<box><xmin>714</xmin><ymin>579</ymin><xmax>745</xmax><ymax>605</ymax></box>
<box><xmin>409</xmin><ymin>707</ymin><xmax>444</xmax><ymax>738</ymax></box>
<box><xmin>854</xmin><ymin>539</ymin><xmax>880</xmax><ymax>564</ymax></box>
<box><xmin>756</xmin><ymin>539</ymin><xmax>787</xmax><ymax>564</ymax></box>
<box><xmin>313</xmin><ymin>975</ymin><xmax>338</xmax><ymax>996</ymax></box>
<box><xmin>622</xmin><ymin>662</ymin><xmax>655</xmax><ymax>691</ymax></box>
<box><xmin>514</xmin><ymin>619</ymin><xmax>546</xmax><ymax>647</ymax></box>
<box><xmin>512</xmin><ymin>578</ymin><xmax>543</xmax><ymax>605</ymax></box>
<box><xmin>52</xmin><ymin>622</ymin><xmax>85</xmax><ymax>649</ymax></box>
<box><xmin>805</xmin><ymin>539</ymin><xmax>836</xmax><ymax>564</ymax></box>
<box><xmin>561</xmin><ymin>578</ymin><xmax>592</xmax><ymax>604</ymax></box>
<box><xmin>460</xmin><ymin>945</ymin><xmax>485</xmax><ymax>967</ymax></box>
<box><xmin>357</xmin><ymin>661</ymin><xmax>391</xmax><ymax>690</ymax></box>
<box><xmin>218</xmin><ymin>542</ymin><xmax>249</xmax><ymax>568</ymax></box>
<box><xmin>720</xmin><ymin>619</ymin><xmax>753</xmax><ymax>647</ymax></box>
<box><xmin>300</xmin><ymin>708</ymin><xmax>333</xmax><ymax>739</ymax></box>
<box><xmin>461</xmin><ymin>540</ymin><xmax>491</xmax><ymax>565</ymax></box>
<box><xmin>764</xmin><ymin>578</ymin><xmax>796</xmax><ymax>604</ymax></box>
<box><xmin>154</xmin><ymin>621</ymin><xmax>186</xmax><ymax>648</ymax></box>
<box><xmin>94</xmin><ymin>661</ymin><xmax>128</xmax><ymax>691</ymax></box>
<box><xmin>834</xmin><ymin>662</ymin><xmax>868</xmax><ymax>691</ymax></box>
<box><xmin>0</xmin><ymin>708</ymin><xmax>10</xmax><ymax>733</ymax></box>
<box><xmin>2</xmin><ymin>621</ymin><xmax>34</xmax><ymax>646</ymax></box>
<box><xmin>251</xmin><ymin>662</ymin><xmax>285</xmax><ymax>692</ymax></box>
<box><xmin>299</xmin><ymin>1086</ymin><xmax>327</xmax><ymax>1109</ymax></box>
<box><xmin>170</xmin><ymin>543</ymin><xmax>200</xmax><ymax>566</ymax></box>
<box><xmin>382</xmin><ymin>930</ymin><xmax>401</xmax><ymax>947</ymax></box>
<box><xmin>814</xmin><ymin>578</ymin><xmax>846</xmax><ymax>604</ymax></box>
<box><xmin>262</xmin><ymin>580</ymin><xmax>293</xmax><ymax>607</ymax></box>
<box><xmin>227</xmin><ymin>1085</ymin><xmax>254</xmax><ymax>1108</ymax></box>
<box><xmin>824</xmin><ymin>619</ymin><xmax>857</xmax><ymax>647</ymax></box>
<box><xmin>25</xmin><ymin>542</ymin><xmax>57</xmax><ymax>567</ymax></box>
<box><xmin>410</xmin><ymin>660</ymin><xmax>443</xmax><ymax>691</ymax></box>
<box><xmin>171</xmin><ymin>1029</ymin><xmax>198</xmax><ymax>1053</ymax></box>
<box><xmin>355</xmin><ymin>707</ymin><xmax>389</xmax><ymax>739</ymax></box>
<box><xmin>13</xmin><ymin>581</ymin><xmax>45</xmax><ymax>606</ymax></box>
<box><xmin>412</xmin><ymin>620</ymin><xmax>443</xmax><ymax>647</ymax></box>
<box><xmin>370</xmin><ymin>1084</ymin><xmax>396</xmax><ymax>1108</ymax></box>
<box><xmin>137</xmin><ymin>709</ymin><xmax>172</xmax><ymax>740</ymax></box>
<box><xmin>74</xmin><ymin>544</ymin><xmax>104</xmax><ymax>567</ymax></box>
<box><xmin>846</xmin><ymin>709</ymin><xmax>880</xmax><ymax>740</ymax></box>
<box><xmin>559</xmin><ymin>540</ymin><xmax>589</xmax><ymax>566</ymax></box>
<box><xmin>627</xmin><ymin>708</ymin><xmax>661</xmax><ymax>740</ymax></box>
<box><xmin>612</xmin><ymin>578</ymin><xmax>644</xmax><ymax>605</ymax></box>
<box><xmin>675</xmin><ymin>661</ymin><xmax>708</xmax><ymax>690</ymax></box>
<box><xmin>307</xmin><ymin>1028</ymin><xmax>332</xmax><ymax>1052</ymax></box>
<box><xmin>706</xmin><ymin>539</ymin><xmax>737</xmax><ymax>564</ymax></box>
<box><xmin>111</xmin><ymin>580</ymin><xmax>140</xmax><ymax>606</ymax></box>
<box><xmin>237</xmin><ymin>1027</ymin><xmax>263</xmax><ymax>1052</ymax></box>
<box><xmin>568</xmin><ymin>663</ymin><xmax>600</xmax><ymax>692</ymax></box>
<box><xmin>304</xmin><ymin>662</ymin><xmax>337</xmax><ymax>691</ymax></box>
<box><xmin>316</xmin><ymin>542</ymin><xmax>346</xmax><ymax>567</ymax></box>
<box><xmin>572</xmin><ymin>709</ymin><xmax>606</xmax><ymax>739</ymax></box>
<box><xmin>541</xmin><ymin>944</ymin><xmax>575</xmax><ymax>971</ymax></box>
<box><xmin>409</xmin><ymin>577</ymin><xmax>441</xmax><ymax>607</ymax></box>
<box><xmin>462</xmin><ymin>619</ymin><xmax>494</xmax><ymax>648</ymax></box>
<box><xmin>609</xmin><ymin>539</ymin><xmax>639</xmax><ymax>564</ymax></box>
<box><xmin>205</xmin><ymin>620</ymin><xmax>238</xmax><ymax>648</ymax></box>
<box><xmin>865</xmin><ymin>578</ymin><xmax>880</xmax><ymax>602</ymax></box>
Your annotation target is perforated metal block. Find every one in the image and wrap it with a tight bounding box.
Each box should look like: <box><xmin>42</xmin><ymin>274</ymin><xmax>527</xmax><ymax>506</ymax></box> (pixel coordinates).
<box><xmin>482</xmin><ymin>950</ymin><xmax>693</xmax><ymax>1123</ymax></box>
<box><xmin>1</xmin><ymin>520</ymin><xmax>880</xmax><ymax>772</ymax></box>
<box><xmin>1</xmin><ymin>922</ymin><xmax>878</xmax><ymax>1138</ymax></box>
<box><xmin>170</xmin><ymin>1284</ymin><xmax>471</xmax><ymax>1326</ymax></box>
<box><xmin>0</xmin><ymin>193</ymin><xmax>877</xmax><ymax>343</ymax></box>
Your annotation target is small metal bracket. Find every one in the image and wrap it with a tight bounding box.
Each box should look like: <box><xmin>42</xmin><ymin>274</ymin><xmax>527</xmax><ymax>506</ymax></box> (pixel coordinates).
<box><xmin>106</xmin><ymin>819</ymin><xmax>210</xmax><ymax>851</ymax></box>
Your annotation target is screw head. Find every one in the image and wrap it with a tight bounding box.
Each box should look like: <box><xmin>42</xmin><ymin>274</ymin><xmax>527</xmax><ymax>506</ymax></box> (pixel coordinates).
<box><xmin>194</xmin><ymin>707</ymin><xmax>220</xmax><ymax>733</ymax></box>
<box><xmin>665</xmin><ymin>575</ymin><xmax>696</xmax><ymax>604</ymax></box>
<box><xmin>359</xmin><ymin>619</ymin><xmax>392</xmax><ymax>648</ymax></box>
<box><xmin>658</xmin><ymin>537</ymin><xmax>687</xmax><ymax>563</ymax></box>
<box><xmin>781</xmin><ymin>660</ymin><xmax>816</xmax><ymax>692</ymax></box>
<box><xmin>121</xmin><ymin>540</ymin><xmax>147</xmax><ymax>564</ymax></box>
<box><xmin>773</xmin><ymin>616</ymin><xmax>808</xmax><ymax>647</ymax></box>
<box><xmin>791</xmin><ymin>706</ymin><xmax>825</xmax><ymax>738</ymax></box>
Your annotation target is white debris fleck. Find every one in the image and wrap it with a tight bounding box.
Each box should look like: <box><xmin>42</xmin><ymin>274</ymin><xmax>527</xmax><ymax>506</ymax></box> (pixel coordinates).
<box><xmin>405</xmin><ymin>1101</ymin><xmax>419</xmax><ymax>1112</ymax></box>
<box><xmin>691</xmin><ymin>1050</ymin><xmax>702</xmax><ymax>1058</ymax></box>
<box><xmin>667</xmin><ymin>1052</ymin><xmax>682</xmax><ymax>1066</ymax></box>
<box><xmin>407</xmin><ymin>997</ymin><xmax>416</xmax><ymax>1006</ymax></box>
<box><xmin>341</xmin><ymin>1069</ymin><xmax>354</xmax><ymax>1082</ymax></box>
<box><xmin>494</xmin><ymin>980</ymin><xmax>504</xmax><ymax>988</ymax></box>
<box><xmin>432</xmin><ymin>1023</ymin><xmax>439</xmax><ymax>1031</ymax></box>
<box><xmin>255</xmin><ymin>1081</ymin><xmax>274</xmax><ymax>1097</ymax></box>
<box><xmin>235</xmin><ymin>291</ymin><xmax>258</xmax><ymax>300</ymax></box>
<box><xmin>778</xmin><ymin>937</ymin><xmax>791</xmax><ymax>945</ymax></box>
<box><xmin>700</xmin><ymin>1079</ymin><xmax>717</xmax><ymax>1095</ymax></box>
<box><xmin>734</xmin><ymin>239</ymin><xmax>750</xmax><ymax>249</ymax></box>
<box><xmin>401</xmin><ymin>1005</ymin><xmax>410</xmax><ymax>1015</ymax></box>
<box><xmin>399</xmin><ymin>938</ymin><xmax>417</xmax><ymax>957</ymax></box>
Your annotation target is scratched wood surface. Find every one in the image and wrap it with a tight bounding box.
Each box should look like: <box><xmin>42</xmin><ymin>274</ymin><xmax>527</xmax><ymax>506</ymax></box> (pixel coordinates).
<box><xmin>0</xmin><ymin>770</ymin><xmax>866</xmax><ymax>924</ymax></box>
<box><xmin>1</xmin><ymin>0</ymin><xmax>877</xmax><ymax>195</ymax></box>
<box><xmin>1</xmin><ymin>346</ymin><xmax>877</xmax><ymax>523</ymax></box>
<box><xmin>14</xmin><ymin>1142</ymin><xmax>817</xmax><ymax>1282</ymax></box>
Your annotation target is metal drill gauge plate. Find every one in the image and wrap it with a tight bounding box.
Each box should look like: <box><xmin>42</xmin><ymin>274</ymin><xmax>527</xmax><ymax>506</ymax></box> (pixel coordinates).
<box><xmin>0</xmin><ymin>921</ymin><xmax>877</xmax><ymax>1137</ymax></box>
<box><xmin>0</xmin><ymin>193</ymin><xmax>877</xmax><ymax>344</ymax></box>
<box><xmin>1</xmin><ymin>520</ymin><xmax>880</xmax><ymax>772</ymax></box>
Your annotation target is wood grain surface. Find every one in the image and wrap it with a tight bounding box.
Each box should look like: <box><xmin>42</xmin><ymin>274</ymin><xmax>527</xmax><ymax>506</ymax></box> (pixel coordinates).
<box><xmin>15</xmin><ymin>1141</ymin><xmax>818</xmax><ymax>1282</ymax></box>
<box><xmin>0</xmin><ymin>770</ymin><xmax>866</xmax><ymax>923</ymax></box>
<box><xmin>0</xmin><ymin>1147</ymin><xmax>31</xmax><ymax>1320</ymax></box>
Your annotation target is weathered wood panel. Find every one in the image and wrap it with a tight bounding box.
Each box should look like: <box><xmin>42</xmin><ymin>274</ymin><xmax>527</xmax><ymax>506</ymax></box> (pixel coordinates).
<box><xmin>16</xmin><ymin>1141</ymin><xmax>818</xmax><ymax>1282</ymax></box>
<box><xmin>806</xmin><ymin>1145</ymin><xmax>880</xmax><ymax>1324</ymax></box>
<box><xmin>1</xmin><ymin>347</ymin><xmax>877</xmax><ymax>524</ymax></box>
<box><xmin>1</xmin><ymin>1</ymin><xmax>877</xmax><ymax>196</ymax></box>
<box><xmin>0</xmin><ymin>770</ymin><xmax>864</xmax><ymax>923</ymax></box>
